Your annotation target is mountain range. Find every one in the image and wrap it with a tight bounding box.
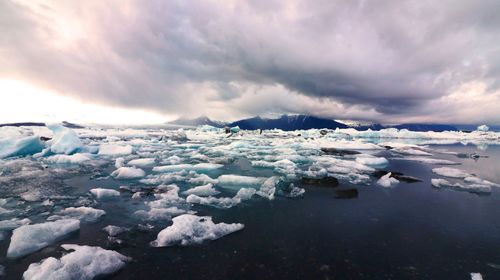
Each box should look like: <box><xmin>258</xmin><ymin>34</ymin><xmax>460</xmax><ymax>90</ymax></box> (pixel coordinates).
<box><xmin>168</xmin><ymin>115</ymin><xmax>462</xmax><ymax>132</ymax></box>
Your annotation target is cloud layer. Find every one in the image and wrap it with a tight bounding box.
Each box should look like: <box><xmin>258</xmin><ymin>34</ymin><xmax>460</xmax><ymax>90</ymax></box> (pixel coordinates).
<box><xmin>1</xmin><ymin>0</ymin><xmax>500</xmax><ymax>124</ymax></box>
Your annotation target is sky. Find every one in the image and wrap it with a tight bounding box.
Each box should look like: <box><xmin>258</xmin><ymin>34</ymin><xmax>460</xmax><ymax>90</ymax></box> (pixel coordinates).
<box><xmin>1</xmin><ymin>0</ymin><xmax>500</xmax><ymax>125</ymax></box>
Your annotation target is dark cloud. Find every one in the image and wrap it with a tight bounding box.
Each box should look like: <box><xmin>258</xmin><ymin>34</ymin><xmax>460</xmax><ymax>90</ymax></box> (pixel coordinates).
<box><xmin>1</xmin><ymin>0</ymin><xmax>499</xmax><ymax>123</ymax></box>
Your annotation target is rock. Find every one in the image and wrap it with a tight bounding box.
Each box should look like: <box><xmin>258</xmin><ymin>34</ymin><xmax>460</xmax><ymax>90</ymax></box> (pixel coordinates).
<box><xmin>301</xmin><ymin>177</ymin><xmax>339</xmax><ymax>188</ymax></box>
<box><xmin>320</xmin><ymin>148</ymin><xmax>361</xmax><ymax>156</ymax></box>
<box><xmin>334</xmin><ymin>188</ymin><xmax>358</xmax><ymax>199</ymax></box>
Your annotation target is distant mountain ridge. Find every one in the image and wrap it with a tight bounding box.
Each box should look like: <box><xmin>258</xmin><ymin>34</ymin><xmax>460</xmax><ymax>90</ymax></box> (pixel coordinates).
<box><xmin>167</xmin><ymin>115</ymin><xmax>466</xmax><ymax>132</ymax></box>
<box><xmin>169</xmin><ymin>116</ymin><xmax>227</xmax><ymax>128</ymax></box>
<box><xmin>229</xmin><ymin>115</ymin><xmax>348</xmax><ymax>131</ymax></box>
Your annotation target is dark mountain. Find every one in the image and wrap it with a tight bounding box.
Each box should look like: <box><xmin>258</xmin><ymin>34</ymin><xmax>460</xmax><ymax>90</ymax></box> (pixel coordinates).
<box><xmin>0</xmin><ymin>122</ymin><xmax>45</xmax><ymax>127</ymax></box>
<box><xmin>229</xmin><ymin>115</ymin><xmax>348</xmax><ymax>131</ymax></box>
<box><xmin>62</xmin><ymin>121</ymin><xmax>84</xmax><ymax>129</ymax></box>
<box><xmin>168</xmin><ymin>116</ymin><xmax>226</xmax><ymax>128</ymax></box>
<box><xmin>390</xmin><ymin>123</ymin><xmax>457</xmax><ymax>132</ymax></box>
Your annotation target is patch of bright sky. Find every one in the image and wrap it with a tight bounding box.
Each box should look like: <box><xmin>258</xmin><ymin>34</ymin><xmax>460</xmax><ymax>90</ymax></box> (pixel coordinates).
<box><xmin>0</xmin><ymin>79</ymin><xmax>174</xmax><ymax>125</ymax></box>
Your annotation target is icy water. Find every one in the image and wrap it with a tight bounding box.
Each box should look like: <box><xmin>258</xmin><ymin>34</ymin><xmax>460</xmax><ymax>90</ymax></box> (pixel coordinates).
<box><xmin>1</xmin><ymin>126</ymin><xmax>500</xmax><ymax>279</ymax></box>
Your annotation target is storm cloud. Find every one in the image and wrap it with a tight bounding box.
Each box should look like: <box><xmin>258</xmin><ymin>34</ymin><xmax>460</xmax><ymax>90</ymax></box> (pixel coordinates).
<box><xmin>1</xmin><ymin>0</ymin><xmax>500</xmax><ymax>124</ymax></box>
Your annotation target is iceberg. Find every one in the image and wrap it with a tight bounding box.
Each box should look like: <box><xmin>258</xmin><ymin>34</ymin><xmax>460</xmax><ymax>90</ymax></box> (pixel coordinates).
<box><xmin>477</xmin><ymin>125</ymin><xmax>489</xmax><ymax>132</ymax></box>
<box><xmin>0</xmin><ymin>218</ymin><xmax>31</xmax><ymax>231</ymax></box>
<box><xmin>111</xmin><ymin>166</ymin><xmax>146</xmax><ymax>179</ymax></box>
<box><xmin>183</xmin><ymin>183</ymin><xmax>220</xmax><ymax>196</ymax></box>
<box><xmin>54</xmin><ymin>207</ymin><xmax>106</xmax><ymax>222</ymax></box>
<box><xmin>376</xmin><ymin>172</ymin><xmax>400</xmax><ymax>188</ymax></box>
<box><xmin>217</xmin><ymin>175</ymin><xmax>267</xmax><ymax>189</ymax></box>
<box><xmin>432</xmin><ymin>167</ymin><xmax>471</xmax><ymax>178</ymax></box>
<box><xmin>23</xmin><ymin>244</ymin><xmax>129</xmax><ymax>280</ymax></box>
<box><xmin>431</xmin><ymin>178</ymin><xmax>491</xmax><ymax>193</ymax></box>
<box><xmin>98</xmin><ymin>144</ymin><xmax>133</xmax><ymax>156</ymax></box>
<box><xmin>134</xmin><ymin>207</ymin><xmax>188</xmax><ymax>221</ymax></box>
<box><xmin>355</xmin><ymin>155</ymin><xmax>389</xmax><ymax>167</ymax></box>
<box><xmin>0</xmin><ymin>136</ymin><xmax>45</xmax><ymax>159</ymax></box>
<box><xmin>102</xmin><ymin>225</ymin><xmax>128</xmax><ymax>236</ymax></box>
<box><xmin>7</xmin><ymin>219</ymin><xmax>80</xmax><ymax>259</ymax></box>
<box><xmin>127</xmin><ymin>158</ymin><xmax>156</xmax><ymax>167</ymax></box>
<box><xmin>90</xmin><ymin>188</ymin><xmax>120</xmax><ymax>199</ymax></box>
<box><xmin>153</xmin><ymin>163</ymin><xmax>223</xmax><ymax>173</ymax></box>
<box><xmin>45</xmin><ymin>153</ymin><xmax>93</xmax><ymax>164</ymax></box>
<box><xmin>150</xmin><ymin>214</ymin><xmax>244</xmax><ymax>247</ymax></box>
<box><xmin>186</xmin><ymin>188</ymin><xmax>256</xmax><ymax>208</ymax></box>
<box><xmin>47</xmin><ymin>124</ymin><xmax>83</xmax><ymax>155</ymax></box>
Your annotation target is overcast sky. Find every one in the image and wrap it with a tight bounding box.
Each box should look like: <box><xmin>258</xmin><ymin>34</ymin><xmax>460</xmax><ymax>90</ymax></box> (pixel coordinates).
<box><xmin>1</xmin><ymin>0</ymin><xmax>500</xmax><ymax>125</ymax></box>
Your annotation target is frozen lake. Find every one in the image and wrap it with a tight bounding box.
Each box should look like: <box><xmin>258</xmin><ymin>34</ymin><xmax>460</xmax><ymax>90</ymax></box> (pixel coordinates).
<box><xmin>0</xmin><ymin>125</ymin><xmax>499</xmax><ymax>279</ymax></box>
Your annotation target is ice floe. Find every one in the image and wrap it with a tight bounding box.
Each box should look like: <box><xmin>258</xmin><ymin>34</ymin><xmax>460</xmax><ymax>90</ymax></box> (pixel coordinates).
<box><xmin>153</xmin><ymin>163</ymin><xmax>223</xmax><ymax>173</ymax></box>
<box><xmin>102</xmin><ymin>225</ymin><xmax>128</xmax><ymax>236</ymax></box>
<box><xmin>187</xmin><ymin>188</ymin><xmax>256</xmax><ymax>208</ymax></box>
<box><xmin>151</xmin><ymin>214</ymin><xmax>244</xmax><ymax>247</ymax></box>
<box><xmin>111</xmin><ymin>166</ymin><xmax>146</xmax><ymax>179</ymax></box>
<box><xmin>376</xmin><ymin>172</ymin><xmax>400</xmax><ymax>188</ymax></box>
<box><xmin>23</xmin><ymin>244</ymin><xmax>129</xmax><ymax>280</ymax></box>
<box><xmin>432</xmin><ymin>167</ymin><xmax>471</xmax><ymax>178</ymax></box>
<box><xmin>127</xmin><ymin>158</ymin><xmax>156</xmax><ymax>167</ymax></box>
<box><xmin>90</xmin><ymin>188</ymin><xmax>120</xmax><ymax>199</ymax></box>
<box><xmin>98</xmin><ymin>144</ymin><xmax>133</xmax><ymax>156</ymax></box>
<box><xmin>7</xmin><ymin>219</ymin><xmax>80</xmax><ymax>259</ymax></box>
<box><xmin>431</xmin><ymin>179</ymin><xmax>491</xmax><ymax>193</ymax></box>
<box><xmin>47</xmin><ymin>125</ymin><xmax>83</xmax><ymax>155</ymax></box>
<box><xmin>52</xmin><ymin>207</ymin><xmax>106</xmax><ymax>222</ymax></box>
<box><xmin>0</xmin><ymin>136</ymin><xmax>45</xmax><ymax>159</ymax></box>
<box><xmin>45</xmin><ymin>153</ymin><xmax>93</xmax><ymax>164</ymax></box>
<box><xmin>183</xmin><ymin>183</ymin><xmax>220</xmax><ymax>196</ymax></box>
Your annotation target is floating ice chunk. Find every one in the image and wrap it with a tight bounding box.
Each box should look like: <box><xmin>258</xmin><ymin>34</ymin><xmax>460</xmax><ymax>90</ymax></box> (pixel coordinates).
<box><xmin>257</xmin><ymin>176</ymin><xmax>279</xmax><ymax>200</ymax></box>
<box><xmin>23</xmin><ymin>244</ymin><xmax>129</xmax><ymax>280</ymax></box>
<box><xmin>188</xmin><ymin>174</ymin><xmax>219</xmax><ymax>185</ymax></box>
<box><xmin>7</xmin><ymin>219</ymin><xmax>80</xmax><ymax>259</ymax></box>
<box><xmin>98</xmin><ymin>144</ymin><xmax>133</xmax><ymax>156</ymax></box>
<box><xmin>153</xmin><ymin>163</ymin><xmax>223</xmax><ymax>173</ymax></box>
<box><xmin>45</xmin><ymin>153</ymin><xmax>93</xmax><ymax>164</ymax></box>
<box><xmin>398</xmin><ymin>157</ymin><xmax>459</xmax><ymax>165</ymax></box>
<box><xmin>432</xmin><ymin>167</ymin><xmax>470</xmax><ymax>178</ymax></box>
<box><xmin>151</xmin><ymin>214</ymin><xmax>244</xmax><ymax>247</ymax></box>
<box><xmin>217</xmin><ymin>175</ymin><xmax>267</xmax><ymax>188</ymax></box>
<box><xmin>464</xmin><ymin>176</ymin><xmax>499</xmax><ymax>187</ymax></box>
<box><xmin>115</xmin><ymin>157</ymin><xmax>125</xmax><ymax>168</ymax></box>
<box><xmin>127</xmin><ymin>158</ymin><xmax>156</xmax><ymax>167</ymax></box>
<box><xmin>47</xmin><ymin>125</ymin><xmax>83</xmax><ymax>155</ymax></box>
<box><xmin>90</xmin><ymin>188</ymin><xmax>120</xmax><ymax>199</ymax></box>
<box><xmin>183</xmin><ymin>183</ymin><xmax>220</xmax><ymax>196</ymax></box>
<box><xmin>477</xmin><ymin>125</ymin><xmax>489</xmax><ymax>132</ymax></box>
<box><xmin>134</xmin><ymin>207</ymin><xmax>188</xmax><ymax>221</ymax></box>
<box><xmin>186</xmin><ymin>188</ymin><xmax>256</xmax><ymax>208</ymax></box>
<box><xmin>470</xmin><ymin>272</ymin><xmax>483</xmax><ymax>280</ymax></box>
<box><xmin>252</xmin><ymin>159</ymin><xmax>297</xmax><ymax>175</ymax></box>
<box><xmin>377</xmin><ymin>172</ymin><xmax>400</xmax><ymax>188</ymax></box>
<box><xmin>431</xmin><ymin>179</ymin><xmax>491</xmax><ymax>193</ymax></box>
<box><xmin>57</xmin><ymin>207</ymin><xmax>106</xmax><ymax>222</ymax></box>
<box><xmin>111</xmin><ymin>167</ymin><xmax>146</xmax><ymax>179</ymax></box>
<box><xmin>0</xmin><ymin>218</ymin><xmax>31</xmax><ymax>230</ymax></box>
<box><xmin>0</xmin><ymin>136</ymin><xmax>45</xmax><ymax>159</ymax></box>
<box><xmin>132</xmin><ymin>192</ymin><xmax>142</xmax><ymax>199</ymax></box>
<box><xmin>319</xmin><ymin>140</ymin><xmax>384</xmax><ymax>150</ymax></box>
<box><xmin>102</xmin><ymin>225</ymin><xmax>128</xmax><ymax>236</ymax></box>
<box><xmin>392</xmin><ymin>147</ymin><xmax>432</xmax><ymax>156</ymax></box>
<box><xmin>288</xmin><ymin>184</ymin><xmax>306</xmax><ymax>197</ymax></box>
<box><xmin>230</xmin><ymin>126</ymin><xmax>241</xmax><ymax>133</ymax></box>
<box><xmin>162</xmin><ymin>155</ymin><xmax>182</xmax><ymax>165</ymax></box>
<box><xmin>355</xmin><ymin>155</ymin><xmax>388</xmax><ymax>167</ymax></box>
